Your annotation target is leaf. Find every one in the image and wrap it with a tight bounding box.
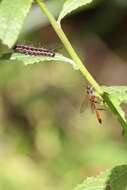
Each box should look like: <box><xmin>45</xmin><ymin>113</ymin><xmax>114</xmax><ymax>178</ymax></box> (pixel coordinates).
<box><xmin>102</xmin><ymin>86</ymin><xmax>127</xmax><ymax>104</ymax></box>
<box><xmin>57</xmin><ymin>0</ymin><xmax>93</xmax><ymax>24</ymax></box>
<box><xmin>0</xmin><ymin>0</ymin><xmax>33</xmax><ymax>47</ymax></box>
<box><xmin>102</xmin><ymin>86</ymin><xmax>127</xmax><ymax>122</ymax></box>
<box><xmin>74</xmin><ymin>165</ymin><xmax>127</xmax><ymax>190</ymax></box>
<box><xmin>10</xmin><ymin>52</ymin><xmax>78</xmax><ymax>69</ymax></box>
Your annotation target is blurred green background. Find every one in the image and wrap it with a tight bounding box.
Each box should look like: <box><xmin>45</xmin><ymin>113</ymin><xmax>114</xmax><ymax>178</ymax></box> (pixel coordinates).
<box><xmin>0</xmin><ymin>0</ymin><xmax>127</xmax><ymax>190</ymax></box>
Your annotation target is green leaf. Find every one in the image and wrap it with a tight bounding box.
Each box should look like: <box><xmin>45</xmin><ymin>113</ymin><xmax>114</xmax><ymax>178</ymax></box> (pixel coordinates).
<box><xmin>57</xmin><ymin>0</ymin><xmax>93</xmax><ymax>24</ymax></box>
<box><xmin>0</xmin><ymin>0</ymin><xmax>33</xmax><ymax>47</ymax></box>
<box><xmin>74</xmin><ymin>165</ymin><xmax>127</xmax><ymax>190</ymax></box>
<box><xmin>102</xmin><ymin>86</ymin><xmax>127</xmax><ymax>122</ymax></box>
<box><xmin>10</xmin><ymin>52</ymin><xmax>78</xmax><ymax>69</ymax></box>
<box><xmin>102</xmin><ymin>86</ymin><xmax>127</xmax><ymax>104</ymax></box>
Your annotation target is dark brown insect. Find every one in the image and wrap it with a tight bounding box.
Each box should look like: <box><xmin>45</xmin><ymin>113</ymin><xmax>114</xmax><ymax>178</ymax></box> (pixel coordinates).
<box><xmin>13</xmin><ymin>44</ymin><xmax>55</xmax><ymax>57</ymax></box>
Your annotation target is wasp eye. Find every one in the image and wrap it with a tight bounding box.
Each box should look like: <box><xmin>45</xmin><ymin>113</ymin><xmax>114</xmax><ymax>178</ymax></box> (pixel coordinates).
<box><xmin>86</xmin><ymin>85</ymin><xmax>91</xmax><ymax>90</ymax></box>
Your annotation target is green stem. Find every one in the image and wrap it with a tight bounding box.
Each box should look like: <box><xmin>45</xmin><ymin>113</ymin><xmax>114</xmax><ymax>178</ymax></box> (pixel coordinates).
<box><xmin>35</xmin><ymin>0</ymin><xmax>103</xmax><ymax>95</ymax></box>
<box><xmin>35</xmin><ymin>0</ymin><xmax>127</xmax><ymax>133</ymax></box>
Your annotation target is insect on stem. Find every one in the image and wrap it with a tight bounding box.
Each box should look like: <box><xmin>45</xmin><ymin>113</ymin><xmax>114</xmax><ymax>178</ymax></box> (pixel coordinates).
<box><xmin>81</xmin><ymin>85</ymin><xmax>103</xmax><ymax>125</ymax></box>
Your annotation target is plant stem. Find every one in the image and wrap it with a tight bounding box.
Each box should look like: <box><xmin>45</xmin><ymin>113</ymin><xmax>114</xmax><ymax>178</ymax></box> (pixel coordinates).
<box><xmin>35</xmin><ymin>0</ymin><xmax>103</xmax><ymax>95</ymax></box>
<box><xmin>35</xmin><ymin>0</ymin><xmax>127</xmax><ymax>132</ymax></box>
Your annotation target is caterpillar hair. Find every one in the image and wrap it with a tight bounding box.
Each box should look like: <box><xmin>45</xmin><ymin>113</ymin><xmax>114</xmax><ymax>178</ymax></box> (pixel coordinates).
<box><xmin>13</xmin><ymin>44</ymin><xmax>55</xmax><ymax>57</ymax></box>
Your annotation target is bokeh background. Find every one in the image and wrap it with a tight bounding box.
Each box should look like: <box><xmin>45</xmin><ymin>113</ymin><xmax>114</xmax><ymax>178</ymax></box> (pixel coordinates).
<box><xmin>0</xmin><ymin>0</ymin><xmax>127</xmax><ymax>190</ymax></box>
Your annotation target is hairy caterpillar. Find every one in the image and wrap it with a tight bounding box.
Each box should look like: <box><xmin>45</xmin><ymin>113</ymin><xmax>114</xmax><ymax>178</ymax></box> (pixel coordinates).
<box><xmin>13</xmin><ymin>44</ymin><xmax>55</xmax><ymax>57</ymax></box>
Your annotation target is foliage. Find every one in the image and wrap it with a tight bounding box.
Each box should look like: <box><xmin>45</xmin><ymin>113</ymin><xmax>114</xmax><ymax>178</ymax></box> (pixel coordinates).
<box><xmin>103</xmin><ymin>86</ymin><xmax>127</xmax><ymax>122</ymax></box>
<box><xmin>0</xmin><ymin>0</ymin><xmax>127</xmax><ymax>190</ymax></box>
<box><xmin>74</xmin><ymin>165</ymin><xmax>127</xmax><ymax>190</ymax></box>
<box><xmin>0</xmin><ymin>0</ymin><xmax>33</xmax><ymax>47</ymax></box>
<box><xmin>57</xmin><ymin>0</ymin><xmax>93</xmax><ymax>24</ymax></box>
<box><xmin>11</xmin><ymin>52</ymin><xmax>77</xmax><ymax>68</ymax></box>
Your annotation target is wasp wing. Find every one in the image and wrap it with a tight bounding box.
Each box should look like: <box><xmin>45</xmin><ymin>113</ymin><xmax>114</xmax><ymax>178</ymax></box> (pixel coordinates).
<box><xmin>80</xmin><ymin>92</ymin><xmax>89</xmax><ymax>113</ymax></box>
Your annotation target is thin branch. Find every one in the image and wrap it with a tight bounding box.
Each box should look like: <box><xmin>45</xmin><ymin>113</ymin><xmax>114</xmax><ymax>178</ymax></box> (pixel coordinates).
<box><xmin>35</xmin><ymin>0</ymin><xmax>127</xmax><ymax>134</ymax></box>
<box><xmin>35</xmin><ymin>0</ymin><xmax>103</xmax><ymax>95</ymax></box>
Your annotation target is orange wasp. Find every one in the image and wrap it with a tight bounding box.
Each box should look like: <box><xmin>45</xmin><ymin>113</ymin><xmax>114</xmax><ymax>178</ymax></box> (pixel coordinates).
<box><xmin>80</xmin><ymin>85</ymin><xmax>103</xmax><ymax>124</ymax></box>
